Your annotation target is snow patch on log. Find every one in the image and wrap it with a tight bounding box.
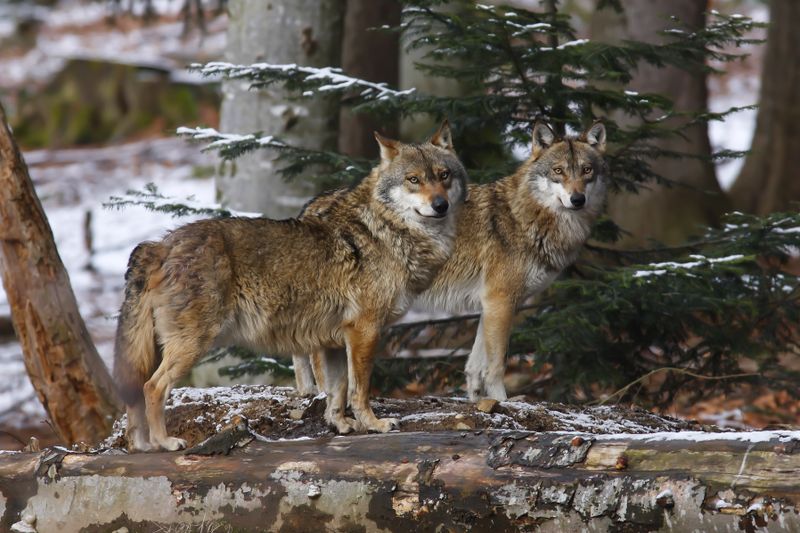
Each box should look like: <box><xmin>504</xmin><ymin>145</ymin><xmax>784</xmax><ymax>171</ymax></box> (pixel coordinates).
<box><xmin>105</xmin><ymin>385</ymin><xmax>702</xmax><ymax>450</ymax></box>
<box><xmin>586</xmin><ymin>429</ymin><xmax>800</xmax><ymax>443</ymax></box>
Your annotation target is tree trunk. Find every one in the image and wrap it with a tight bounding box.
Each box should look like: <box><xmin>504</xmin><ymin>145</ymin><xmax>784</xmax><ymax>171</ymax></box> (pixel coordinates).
<box><xmin>730</xmin><ymin>0</ymin><xmax>800</xmax><ymax>214</ymax></box>
<box><xmin>2</xmin><ymin>429</ymin><xmax>798</xmax><ymax>531</ymax></box>
<box><xmin>338</xmin><ymin>0</ymin><xmax>401</xmax><ymax>159</ymax></box>
<box><xmin>592</xmin><ymin>0</ymin><xmax>728</xmax><ymax>246</ymax></box>
<box><xmin>0</xmin><ymin>101</ymin><xmax>120</xmax><ymax>445</ymax></box>
<box><xmin>217</xmin><ymin>0</ymin><xmax>345</xmax><ymax>217</ymax></box>
<box><xmin>399</xmin><ymin>4</ymin><xmax>468</xmax><ymax>142</ymax></box>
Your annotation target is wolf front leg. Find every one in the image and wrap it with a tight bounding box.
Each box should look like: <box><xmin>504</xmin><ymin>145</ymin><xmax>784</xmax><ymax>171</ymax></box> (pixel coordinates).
<box><xmin>464</xmin><ymin>318</ymin><xmax>488</xmax><ymax>400</ymax></box>
<box><xmin>345</xmin><ymin>320</ymin><xmax>397</xmax><ymax>433</ymax></box>
<box><xmin>478</xmin><ymin>292</ymin><xmax>515</xmax><ymax>401</ymax></box>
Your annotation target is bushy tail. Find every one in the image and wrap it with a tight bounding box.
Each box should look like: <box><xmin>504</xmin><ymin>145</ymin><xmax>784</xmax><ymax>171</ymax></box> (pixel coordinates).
<box><xmin>113</xmin><ymin>242</ymin><xmax>166</xmax><ymax>406</ymax></box>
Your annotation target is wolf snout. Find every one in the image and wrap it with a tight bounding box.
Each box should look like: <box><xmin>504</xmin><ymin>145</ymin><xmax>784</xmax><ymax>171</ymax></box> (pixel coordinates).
<box><xmin>570</xmin><ymin>192</ymin><xmax>586</xmax><ymax>208</ymax></box>
<box><xmin>431</xmin><ymin>195</ymin><xmax>450</xmax><ymax>216</ymax></box>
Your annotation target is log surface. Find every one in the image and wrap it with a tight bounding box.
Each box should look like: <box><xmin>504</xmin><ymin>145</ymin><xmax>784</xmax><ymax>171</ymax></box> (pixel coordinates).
<box><xmin>1</xmin><ymin>387</ymin><xmax>798</xmax><ymax>532</ymax></box>
<box><xmin>0</xmin><ymin>429</ymin><xmax>798</xmax><ymax>532</ymax></box>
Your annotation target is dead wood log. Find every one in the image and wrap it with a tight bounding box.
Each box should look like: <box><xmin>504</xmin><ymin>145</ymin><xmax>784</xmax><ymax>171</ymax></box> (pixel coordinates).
<box><xmin>0</xmin><ymin>101</ymin><xmax>121</xmax><ymax>445</ymax></box>
<box><xmin>2</xmin><ymin>387</ymin><xmax>796</xmax><ymax>532</ymax></box>
<box><xmin>0</xmin><ymin>428</ymin><xmax>798</xmax><ymax>532</ymax></box>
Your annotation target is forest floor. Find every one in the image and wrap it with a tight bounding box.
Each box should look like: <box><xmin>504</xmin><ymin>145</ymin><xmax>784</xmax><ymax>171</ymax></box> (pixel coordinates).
<box><xmin>0</xmin><ymin>0</ymin><xmax>788</xmax><ymax>451</ymax></box>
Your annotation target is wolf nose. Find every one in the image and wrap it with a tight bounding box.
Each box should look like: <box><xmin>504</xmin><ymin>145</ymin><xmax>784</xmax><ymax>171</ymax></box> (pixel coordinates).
<box><xmin>570</xmin><ymin>193</ymin><xmax>586</xmax><ymax>208</ymax></box>
<box><xmin>431</xmin><ymin>196</ymin><xmax>449</xmax><ymax>215</ymax></box>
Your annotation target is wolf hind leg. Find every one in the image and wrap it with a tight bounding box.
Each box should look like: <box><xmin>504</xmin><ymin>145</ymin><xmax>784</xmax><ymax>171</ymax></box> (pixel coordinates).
<box><xmin>144</xmin><ymin>336</ymin><xmax>210</xmax><ymax>451</ymax></box>
<box><xmin>126</xmin><ymin>399</ymin><xmax>153</xmax><ymax>452</ymax></box>
<box><xmin>320</xmin><ymin>348</ymin><xmax>361</xmax><ymax>434</ymax></box>
<box><xmin>292</xmin><ymin>353</ymin><xmax>317</xmax><ymax>395</ymax></box>
<box><xmin>465</xmin><ymin>318</ymin><xmax>488</xmax><ymax>401</ymax></box>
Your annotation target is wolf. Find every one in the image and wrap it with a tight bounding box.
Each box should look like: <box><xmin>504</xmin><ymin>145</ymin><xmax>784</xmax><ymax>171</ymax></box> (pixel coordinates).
<box><xmin>113</xmin><ymin>122</ymin><xmax>467</xmax><ymax>450</ymax></box>
<box><xmin>295</xmin><ymin>121</ymin><xmax>607</xmax><ymax>404</ymax></box>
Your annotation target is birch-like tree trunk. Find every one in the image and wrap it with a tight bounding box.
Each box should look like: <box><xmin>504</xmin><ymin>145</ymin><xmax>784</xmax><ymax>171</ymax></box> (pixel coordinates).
<box><xmin>0</xmin><ymin>101</ymin><xmax>120</xmax><ymax>445</ymax></box>
<box><xmin>730</xmin><ymin>0</ymin><xmax>799</xmax><ymax>214</ymax></box>
<box><xmin>217</xmin><ymin>0</ymin><xmax>345</xmax><ymax>217</ymax></box>
<box><xmin>592</xmin><ymin>0</ymin><xmax>728</xmax><ymax>246</ymax></box>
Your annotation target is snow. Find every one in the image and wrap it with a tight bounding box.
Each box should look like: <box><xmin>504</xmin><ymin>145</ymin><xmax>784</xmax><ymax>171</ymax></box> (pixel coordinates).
<box><xmin>632</xmin><ymin>254</ymin><xmax>745</xmax><ymax>278</ymax></box>
<box><xmin>539</xmin><ymin>39</ymin><xmax>590</xmax><ymax>52</ymax></box>
<box><xmin>1</xmin><ymin>15</ymin><xmax>227</xmax><ymax>90</ymax></box>
<box><xmin>197</xmin><ymin>62</ymin><xmax>416</xmax><ymax>100</ymax></box>
<box><xmin>107</xmin><ymin>188</ymin><xmax>262</xmax><ymax>219</ymax></box>
<box><xmin>587</xmin><ymin>430</ymin><xmax>800</xmax><ymax>444</ymax></box>
<box><xmin>177</xmin><ymin>126</ymin><xmax>287</xmax><ymax>152</ymax></box>
<box><xmin>169</xmin><ymin>385</ymin><xmax>296</xmax><ymax>408</ymax></box>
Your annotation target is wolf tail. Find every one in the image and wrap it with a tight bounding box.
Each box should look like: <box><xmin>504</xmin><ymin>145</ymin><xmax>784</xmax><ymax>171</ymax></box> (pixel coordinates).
<box><xmin>113</xmin><ymin>242</ymin><xmax>167</xmax><ymax>406</ymax></box>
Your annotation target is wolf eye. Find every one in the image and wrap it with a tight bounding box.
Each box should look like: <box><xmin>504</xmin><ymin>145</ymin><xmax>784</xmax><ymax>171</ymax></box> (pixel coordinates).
<box><xmin>553</xmin><ymin>167</ymin><xmax>563</xmax><ymax>175</ymax></box>
<box><xmin>407</xmin><ymin>176</ymin><xmax>420</xmax><ymax>184</ymax></box>
<box><xmin>582</xmin><ymin>166</ymin><xmax>593</xmax><ymax>174</ymax></box>
<box><xmin>439</xmin><ymin>169</ymin><xmax>450</xmax><ymax>180</ymax></box>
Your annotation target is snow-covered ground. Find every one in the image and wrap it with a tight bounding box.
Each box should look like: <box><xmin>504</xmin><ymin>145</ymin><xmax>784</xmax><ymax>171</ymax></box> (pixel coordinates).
<box><xmin>0</xmin><ymin>0</ymin><xmax>769</xmax><ymax>428</ymax></box>
<box><xmin>0</xmin><ymin>0</ymin><xmax>226</xmax><ymax>90</ymax></box>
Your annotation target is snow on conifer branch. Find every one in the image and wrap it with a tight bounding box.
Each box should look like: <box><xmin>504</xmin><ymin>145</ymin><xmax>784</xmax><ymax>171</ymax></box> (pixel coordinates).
<box><xmin>177</xmin><ymin>126</ymin><xmax>286</xmax><ymax>159</ymax></box>
<box><xmin>177</xmin><ymin>126</ymin><xmax>371</xmax><ymax>185</ymax></box>
<box><xmin>192</xmin><ymin>62</ymin><xmax>416</xmax><ymax>101</ymax></box>
<box><xmin>104</xmin><ymin>183</ymin><xmax>261</xmax><ymax>219</ymax></box>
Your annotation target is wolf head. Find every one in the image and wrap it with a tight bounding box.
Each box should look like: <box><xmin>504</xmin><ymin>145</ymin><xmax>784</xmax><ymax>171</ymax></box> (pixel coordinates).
<box><xmin>374</xmin><ymin>121</ymin><xmax>468</xmax><ymax>224</ymax></box>
<box><xmin>526</xmin><ymin>121</ymin><xmax>608</xmax><ymax>214</ymax></box>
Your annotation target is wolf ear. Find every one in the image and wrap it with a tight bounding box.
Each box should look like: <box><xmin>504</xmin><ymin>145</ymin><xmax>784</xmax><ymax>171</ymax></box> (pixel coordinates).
<box><xmin>374</xmin><ymin>131</ymin><xmax>400</xmax><ymax>164</ymax></box>
<box><xmin>580</xmin><ymin>122</ymin><xmax>606</xmax><ymax>153</ymax></box>
<box><xmin>429</xmin><ymin>119</ymin><xmax>454</xmax><ymax>152</ymax></box>
<box><xmin>531</xmin><ymin>121</ymin><xmax>555</xmax><ymax>157</ymax></box>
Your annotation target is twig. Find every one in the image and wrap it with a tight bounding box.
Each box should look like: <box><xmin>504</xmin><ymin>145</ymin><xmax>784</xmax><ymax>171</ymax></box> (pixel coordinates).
<box><xmin>0</xmin><ymin>429</ymin><xmax>25</xmax><ymax>446</ymax></box>
<box><xmin>592</xmin><ymin>367</ymin><xmax>760</xmax><ymax>406</ymax></box>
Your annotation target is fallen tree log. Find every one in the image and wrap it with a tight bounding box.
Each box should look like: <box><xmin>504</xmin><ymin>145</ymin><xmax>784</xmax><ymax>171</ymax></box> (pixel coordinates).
<box><xmin>0</xmin><ymin>386</ymin><xmax>798</xmax><ymax>532</ymax></box>
<box><xmin>0</xmin><ymin>428</ymin><xmax>798</xmax><ymax>532</ymax></box>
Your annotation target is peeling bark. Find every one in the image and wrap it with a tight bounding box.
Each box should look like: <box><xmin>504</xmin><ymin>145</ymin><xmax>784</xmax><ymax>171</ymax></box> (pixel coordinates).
<box><xmin>0</xmin><ymin>102</ymin><xmax>120</xmax><ymax>445</ymax></box>
<box><xmin>0</xmin><ymin>430</ymin><xmax>798</xmax><ymax>532</ymax></box>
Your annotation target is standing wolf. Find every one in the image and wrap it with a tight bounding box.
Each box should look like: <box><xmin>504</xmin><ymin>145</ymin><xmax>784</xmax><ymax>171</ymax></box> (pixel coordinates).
<box><xmin>113</xmin><ymin>122</ymin><xmax>467</xmax><ymax>450</ymax></box>
<box><xmin>297</xmin><ymin>121</ymin><xmax>607</xmax><ymax>403</ymax></box>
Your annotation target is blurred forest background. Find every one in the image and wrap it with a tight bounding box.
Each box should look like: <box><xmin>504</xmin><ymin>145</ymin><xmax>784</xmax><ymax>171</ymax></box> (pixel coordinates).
<box><xmin>1</xmin><ymin>0</ymin><xmax>797</xmax><ymax>449</ymax></box>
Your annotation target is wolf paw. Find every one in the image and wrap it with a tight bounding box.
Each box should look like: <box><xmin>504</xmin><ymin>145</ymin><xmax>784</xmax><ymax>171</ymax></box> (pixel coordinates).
<box><xmin>129</xmin><ymin>438</ymin><xmax>155</xmax><ymax>453</ymax></box>
<box><xmin>333</xmin><ymin>417</ymin><xmax>364</xmax><ymax>434</ymax></box>
<box><xmin>365</xmin><ymin>417</ymin><xmax>398</xmax><ymax>433</ymax></box>
<box><xmin>153</xmin><ymin>436</ymin><xmax>187</xmax><ymax>451</ymax></box>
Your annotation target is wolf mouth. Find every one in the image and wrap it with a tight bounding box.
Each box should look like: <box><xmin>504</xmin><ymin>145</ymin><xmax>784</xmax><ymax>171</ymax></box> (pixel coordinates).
<box><xmin>415</xmin><ymin>209</ymin><xmax>448</xmax><ymax>219</ymax></box>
